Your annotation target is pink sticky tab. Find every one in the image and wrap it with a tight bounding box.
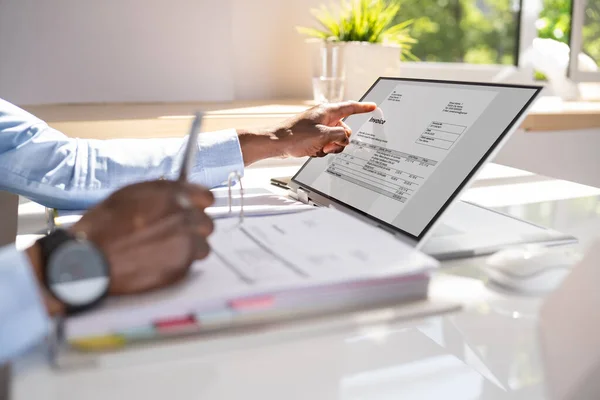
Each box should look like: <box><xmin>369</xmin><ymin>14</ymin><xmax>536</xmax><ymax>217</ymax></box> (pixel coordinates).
<box><xmin>229</xmin><ymin>295</ymin><xmax>274</xmax><ymax>311</ymax></box>
<box><xmin>154</xmin><ymin>315</ymin><xmax>197</xmax><ymax>333</ymax></box>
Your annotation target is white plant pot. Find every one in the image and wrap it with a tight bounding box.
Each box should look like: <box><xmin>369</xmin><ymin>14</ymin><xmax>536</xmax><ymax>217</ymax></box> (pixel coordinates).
<box><xmin>310</xmin><ymin>41</ymin><xmax>402</xmax><ymax>101</ymax></box>
<box><xmin>340</xmin><ymin>42</ymin><xmax>402</xmax><ymax>100</ymax></box>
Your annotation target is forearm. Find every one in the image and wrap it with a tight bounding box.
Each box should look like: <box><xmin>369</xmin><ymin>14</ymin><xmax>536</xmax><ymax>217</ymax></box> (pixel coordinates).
<box><xmin>0</xmin><ymin>127</ymin><xmax>211</xmax><ymax>209</ymax></box>
<box><xmin>0</xmin><ymin>110</ymin><xmax>243</xmax><ymax>209</ymax></box>
<box><xmin>237</xmin><ymin>128</ymin><xmax>286</xmax><ymax>166</ymax></box>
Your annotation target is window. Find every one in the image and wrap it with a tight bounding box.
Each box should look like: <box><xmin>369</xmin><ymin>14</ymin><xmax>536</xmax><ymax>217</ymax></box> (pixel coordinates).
<box><xmin>534</xmin><ymin>0</ymin><xmax>572</xmax><ymax>80</ymax></box>
<box><xmin>391</xmin><ymin>0</ymin><xmax>599</xmax><ymax>84</ymax></box>
<box><xmin>582</xmin><ymin>1</ymin><xmax>600</xmax><ymax>65</ymax></box>
<box><xmin>569</xmin><ymin>0</ymin><xmax>600</xmax><ymax>81</ymax></box>
<box><xmin>395</xmin><ymin>0</ymin><xmax>521</xmax><ymax>65</ymax></box>
<box><xmin>536</xmin><ymin>0</ymin><xmax>572</xmax><ymax>46</ymax></box>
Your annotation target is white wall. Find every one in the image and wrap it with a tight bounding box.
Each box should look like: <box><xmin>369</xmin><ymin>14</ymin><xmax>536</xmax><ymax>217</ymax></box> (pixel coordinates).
<box><xmin>0</xmin><ymin>0</ymin><xmax>322</xmax><ymax>105</ymax></box>
<box><xmin>0</xmin><ymin>0</ymin><xmax>542</xmax><ymax>105</ymax></box>
<box><xmin>231</xmin><ymin>0</ymin><xmax>322</xmax><ymax>100</ymax></box>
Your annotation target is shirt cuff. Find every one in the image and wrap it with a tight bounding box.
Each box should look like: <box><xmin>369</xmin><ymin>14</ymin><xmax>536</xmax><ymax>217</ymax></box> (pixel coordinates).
<box><xmin>0</xmin><ymin>247</ymin><xmax>50</xmax><ymax>363</ymax></box>
<box><xmin>190</xmin><ymin>129</ymin><xmax>245</xmax><ymax>188</ymax></box>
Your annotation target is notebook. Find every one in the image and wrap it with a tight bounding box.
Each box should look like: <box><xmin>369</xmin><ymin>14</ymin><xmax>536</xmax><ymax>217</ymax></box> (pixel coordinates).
<box><xmin>52</xmin><ymin>208</ymin><xmax>452</xmax><ymax>367</ymax></box>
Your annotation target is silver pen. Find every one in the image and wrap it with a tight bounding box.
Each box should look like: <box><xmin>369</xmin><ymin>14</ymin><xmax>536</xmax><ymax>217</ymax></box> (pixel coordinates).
<box><xmin>179</xmin><ymin>112</ymin><xmax>204</xmax><ymax>182</ymax></box>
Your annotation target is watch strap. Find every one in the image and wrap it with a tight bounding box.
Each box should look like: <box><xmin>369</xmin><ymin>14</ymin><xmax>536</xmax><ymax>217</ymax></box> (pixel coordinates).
<box><xmin>37</xmin><ymin>229</ymin><xmax>109</xmax><ymax>315</ymax></box>
<box><xmin>38</xmin><ymin>229</ymin><xmax>73</xmax><ymax>261</ymax></box>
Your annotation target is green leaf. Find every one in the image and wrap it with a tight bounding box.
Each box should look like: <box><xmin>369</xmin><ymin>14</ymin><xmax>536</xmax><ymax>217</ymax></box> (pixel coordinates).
<box><xmin>295</xmin><ymin>26</ymin><xmax>329</xmax><ymax>39</ymax></box>
<box><xmin>296</xmin><ymin>0</ymin><xmax>417</xmax><ymax>59</ymax></box>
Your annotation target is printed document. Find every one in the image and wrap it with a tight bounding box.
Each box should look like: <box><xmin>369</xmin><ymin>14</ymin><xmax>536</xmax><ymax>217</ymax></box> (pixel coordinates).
<box><xmin>66</xmin><ymin>208</ymin><xmax>437</xmax><ymax>338</ymax></box>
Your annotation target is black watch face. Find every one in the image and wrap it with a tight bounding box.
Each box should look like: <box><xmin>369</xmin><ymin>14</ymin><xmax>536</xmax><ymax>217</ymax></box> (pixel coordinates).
<box><xmin>47</xmin><ymin>241</ymin><xmax>109</xmax><ymax>307</ymax></box>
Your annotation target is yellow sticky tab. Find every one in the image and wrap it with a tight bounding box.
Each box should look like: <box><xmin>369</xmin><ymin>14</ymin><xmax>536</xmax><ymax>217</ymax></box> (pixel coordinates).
<box><xmin>70</xmin><ymin>335</ymin><xmax>126</xmax><ymax>352</ymax></box>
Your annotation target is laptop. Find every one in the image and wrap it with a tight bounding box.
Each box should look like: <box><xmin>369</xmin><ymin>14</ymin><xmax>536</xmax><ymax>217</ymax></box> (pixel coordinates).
<box><xmin>289</xmin><ymin>77</ymin><xmax>576</xmax><ymax>259</ymax></box>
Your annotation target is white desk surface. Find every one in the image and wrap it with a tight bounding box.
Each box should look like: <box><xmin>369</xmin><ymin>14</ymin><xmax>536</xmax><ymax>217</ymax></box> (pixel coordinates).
<box><xmin>11</xmin><ymin>163</ymin><xmax>600</xmax><ymax>400</ymax></box>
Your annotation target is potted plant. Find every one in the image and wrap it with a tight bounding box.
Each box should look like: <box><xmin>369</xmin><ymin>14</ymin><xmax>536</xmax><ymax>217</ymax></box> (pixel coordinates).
<box><xmin>297</xmin><ymin>0</ymin><xmax>417</xmax><ymax>101</ymax></box>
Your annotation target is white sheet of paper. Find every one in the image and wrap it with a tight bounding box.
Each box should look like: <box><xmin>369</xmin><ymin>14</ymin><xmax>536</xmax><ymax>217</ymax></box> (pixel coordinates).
<box><xmin>66</xmin><ymin>208</ymin><xmax>438</xmax><ymax>338</ymax></box>
<box><xmin>208</xmin><ymin>186</ymin><xmax>312</xmax><ymax>217</ymax></box>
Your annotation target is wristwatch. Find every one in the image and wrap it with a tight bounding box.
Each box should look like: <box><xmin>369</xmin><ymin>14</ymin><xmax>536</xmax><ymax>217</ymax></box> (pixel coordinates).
<box><xmin>37</xmin><ymin>229</ymin><xmax>110</xmax><ymax>314</ymax></box>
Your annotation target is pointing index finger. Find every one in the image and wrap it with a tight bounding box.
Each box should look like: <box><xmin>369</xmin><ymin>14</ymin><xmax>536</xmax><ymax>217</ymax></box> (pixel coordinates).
<box><xmin>327</xmin><ymin>101</ymin><xmax>377</xmax><ymax>120</ymax></box>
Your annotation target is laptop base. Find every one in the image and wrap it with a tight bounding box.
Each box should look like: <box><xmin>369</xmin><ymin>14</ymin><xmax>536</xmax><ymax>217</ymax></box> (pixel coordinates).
<box><xmin>422</xmin><ymin>201</ymin><xmax>577</xmax><ymax>260</ymax></box>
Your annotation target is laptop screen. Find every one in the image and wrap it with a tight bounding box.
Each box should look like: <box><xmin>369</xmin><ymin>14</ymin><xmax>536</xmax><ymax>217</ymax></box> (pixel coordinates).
<box><xmin>292</xmin><ymin>78</ymin><xmax>541</xmax><ymax>240</ymax></box>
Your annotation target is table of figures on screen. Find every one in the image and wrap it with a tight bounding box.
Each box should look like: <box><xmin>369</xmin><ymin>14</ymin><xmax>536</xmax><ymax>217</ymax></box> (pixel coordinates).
<box><xmin>326</xmin><ymin>140</ymin><xmax>437</xmax><ymax>204</ymax></box>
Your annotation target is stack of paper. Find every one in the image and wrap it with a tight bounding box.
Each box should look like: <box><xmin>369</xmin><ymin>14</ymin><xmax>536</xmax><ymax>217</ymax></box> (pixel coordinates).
<box><xmin>64</xmin><ymin>208</ymin><xmax>438</xmax><ymax>346</ymax></box>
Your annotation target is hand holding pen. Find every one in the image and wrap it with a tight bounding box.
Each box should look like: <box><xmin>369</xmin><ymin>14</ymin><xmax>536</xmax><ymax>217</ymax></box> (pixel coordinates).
<box><xmin>67</xmin><ymin>113</ymin><xmax>215</xmax><ymax>296</ymax></box>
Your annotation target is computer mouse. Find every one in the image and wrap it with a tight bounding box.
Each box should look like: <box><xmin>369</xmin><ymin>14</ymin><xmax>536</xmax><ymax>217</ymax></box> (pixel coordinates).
<box><xmin>484</xmin><ymin>245</ymin><xmax>582</xmax><ymax>294</ymax></box>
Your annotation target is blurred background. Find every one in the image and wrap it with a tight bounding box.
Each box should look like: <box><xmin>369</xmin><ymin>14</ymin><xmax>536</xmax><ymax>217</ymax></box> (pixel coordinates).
<box><xmin>1</xmin><ymin>0</ymin><xmax>598</xmax><ymax>105</ymax></box>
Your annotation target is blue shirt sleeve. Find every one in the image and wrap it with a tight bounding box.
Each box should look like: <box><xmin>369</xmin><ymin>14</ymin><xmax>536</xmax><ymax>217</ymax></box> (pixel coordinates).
<box><xmin>0</xmin><ymin>98</ymin><xmax>245</xmax><ymax>209</ymax></box>
<box><xmin>0</xmin><ymin>246</ymin><xmax>50</xmax><ymax>364</ymax></box>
